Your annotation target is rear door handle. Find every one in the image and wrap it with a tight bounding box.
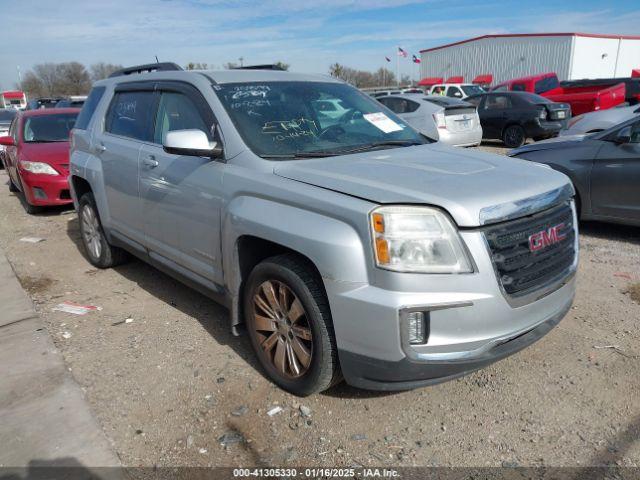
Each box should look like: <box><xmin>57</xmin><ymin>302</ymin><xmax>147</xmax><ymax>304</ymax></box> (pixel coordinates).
<box><xmin>143</xmin><ymin>156</ymin><xmax>159</xmax><ymax>168</ymax></box>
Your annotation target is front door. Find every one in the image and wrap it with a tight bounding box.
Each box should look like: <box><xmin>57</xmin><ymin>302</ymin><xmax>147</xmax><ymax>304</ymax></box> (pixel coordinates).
<box><xmin>139</xmin><ymin>84</ymin><xmax>224</xmax><ymax>285</ymax></box>
<box><xmin>591</xmin><ymin>119</ymin><xmax>640</xmax><ymax>222</ymax></box>
<box><xmin>98</xmin><ymin>88</ymin><xmax>157</xmax><ymax>244</ymax></box>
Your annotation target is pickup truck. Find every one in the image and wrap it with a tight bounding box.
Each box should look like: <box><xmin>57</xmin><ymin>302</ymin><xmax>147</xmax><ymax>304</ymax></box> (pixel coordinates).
<box><xmin>68</xmin><ymin>63</ymin><xmax>578</xmax><ymax>395</ymax></box>
<box><xmin>561</xmin><ymin>77</ymin><xmax>640</xmax><ymax>106</ymax></box>
<box><xmin>492</xmin><ymin>72</ymin><xmax>625</xmax><ymax>115</ymax></box>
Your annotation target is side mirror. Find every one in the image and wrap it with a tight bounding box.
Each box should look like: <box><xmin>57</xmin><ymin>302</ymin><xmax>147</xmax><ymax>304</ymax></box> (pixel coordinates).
<box><xmin>613</xmin><ymin>126</ymin><xmax>632</xmax><ymax>145</ymax></box>
<box><xmin>0</xmin><ymin>136</ymin><xmax>15</xmax><ymax>147</ymax></box>
<box><xmin>163</xmin><ymin>129</ymin><xmax>223</xmax><ymax>158</ymax></box>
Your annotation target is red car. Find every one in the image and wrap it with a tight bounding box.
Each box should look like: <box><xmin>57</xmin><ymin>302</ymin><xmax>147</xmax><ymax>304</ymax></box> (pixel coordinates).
<box><xmin>0</xmin><ymin>108</ymin><xmax>79</xmax><ymax>213</ymax></box>
<box><xmin>492</xmin><ymin>72</ymin><xmax>626</xmax><ymax>115</ymax></box>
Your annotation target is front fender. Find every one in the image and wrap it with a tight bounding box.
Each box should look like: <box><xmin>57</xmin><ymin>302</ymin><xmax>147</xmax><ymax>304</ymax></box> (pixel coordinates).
<box><xmin>222</xmin><ymin>195</ymin><xmax>370</xmax><ymax>299</ymax></box>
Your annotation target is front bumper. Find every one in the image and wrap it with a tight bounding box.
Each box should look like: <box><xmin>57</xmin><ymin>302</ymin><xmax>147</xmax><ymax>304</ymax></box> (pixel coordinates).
<box><xmin>325</xmin><ymin>226</ymin><xmax>577</xmax><ymax>391</ymax></box>
<box><xmin>19</xmin><ymin>170</ymin><xmax>72</xmax><ymax>206</ymax></box>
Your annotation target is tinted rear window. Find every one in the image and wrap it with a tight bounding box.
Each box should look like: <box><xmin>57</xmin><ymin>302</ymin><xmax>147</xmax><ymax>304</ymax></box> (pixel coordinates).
<box><xmin>534</xmin><ymin>76</ymin><xmax>559</xmax><ymax>94</ymax></box>
<box><xmin>106</xmin><ymin>91</ymin><xmax>155</xmax><ymax>141</ymax></box>
<box><xmin>75</xmin><ymin>87</ymin><xmax>105</xmax><ymax>130</ymax></box>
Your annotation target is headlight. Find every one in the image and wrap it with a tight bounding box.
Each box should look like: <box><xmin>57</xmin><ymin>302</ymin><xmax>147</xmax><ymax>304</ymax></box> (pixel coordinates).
<box><xmin>370</xmin><ymin>206</ymin><xmax>473</xmax><ymax>273</ymax></box>
<box><xmin>20</xmin><ymin>161</ymin><xmax>59</xmax><ymax>175</ymax></box>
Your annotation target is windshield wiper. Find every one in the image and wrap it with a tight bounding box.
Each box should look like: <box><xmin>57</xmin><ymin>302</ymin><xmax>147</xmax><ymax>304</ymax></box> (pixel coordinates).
<box><xmin>335</xmin><ymin>140</ymin><xmax>424</xmax><ymax>155</ymax></box>
<box><xmin>261</xmin><ymin>151</ymin><xmax>341</xmax><ymax>159</ymax></box>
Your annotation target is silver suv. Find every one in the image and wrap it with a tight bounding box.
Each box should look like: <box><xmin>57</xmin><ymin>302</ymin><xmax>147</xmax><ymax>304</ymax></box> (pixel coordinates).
<box><xmin>69</xmin><ymin>63</ymin><xmax>578</xmax><ymax>396</ymax></box>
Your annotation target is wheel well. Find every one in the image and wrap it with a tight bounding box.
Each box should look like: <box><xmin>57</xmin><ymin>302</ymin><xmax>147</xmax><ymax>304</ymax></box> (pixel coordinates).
<box><xmin>71</xmin><ymin>175</ymin><xmax>92</xmax><ymax>200</ymax></box>
<box><xmin>235</xmin><ymin>236</ymin><xmax>325</xmax><ymax>325</ymax></box>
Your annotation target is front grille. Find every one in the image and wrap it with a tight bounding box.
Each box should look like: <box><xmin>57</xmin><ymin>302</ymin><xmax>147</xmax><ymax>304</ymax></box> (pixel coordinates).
<box><xmin>483</xmin><ymin>202</ymin><xmax>576</xmax><ymax>297</ymax></box>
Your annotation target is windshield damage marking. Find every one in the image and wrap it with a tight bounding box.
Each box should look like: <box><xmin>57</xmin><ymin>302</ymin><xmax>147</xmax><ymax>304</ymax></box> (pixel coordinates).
<box><xmin>262</xmin><ymin>118</ymin><xmax>318</xmax><ymax>142</ymax></box>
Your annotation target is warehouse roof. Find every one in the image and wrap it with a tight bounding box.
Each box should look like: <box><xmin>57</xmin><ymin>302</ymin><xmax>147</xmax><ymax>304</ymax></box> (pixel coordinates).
<box><xmin>420</xmin><ymin>33</ymin><xmax>640</xmax><ymax>53</ymax></box>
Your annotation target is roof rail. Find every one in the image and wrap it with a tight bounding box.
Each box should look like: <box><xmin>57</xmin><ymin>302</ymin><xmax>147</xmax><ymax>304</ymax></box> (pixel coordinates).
<box><xmin>233</xmin><ymin>64</ymin><xmax>286</xmax><ymax>71</ymax></box>
<box><xmin>109</xmin><ymin>62</ymin><xmax>183</xmax><ymax>78</ymax></box>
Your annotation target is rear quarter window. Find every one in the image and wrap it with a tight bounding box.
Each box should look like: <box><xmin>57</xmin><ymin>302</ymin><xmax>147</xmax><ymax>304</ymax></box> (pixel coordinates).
<box><xmin>75</xmin><ymin>87</ymin><xmax>106</xmax><ymax>130</ymax></box>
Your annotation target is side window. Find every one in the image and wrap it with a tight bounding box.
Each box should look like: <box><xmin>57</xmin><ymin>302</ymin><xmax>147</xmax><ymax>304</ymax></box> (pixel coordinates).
<box><xmin>492</xmin><ymin>85</ymin><xmax>508</xmax><ymax>92</ymax></box>
<box><xmin>75</xmin><ymin>86</ymin><xmax>106</xmax><ymax>130</ymax></box>
<box><xmin>105</xmin><ymin>91</ymin><xmax>156</xmax><ymax>142</ymax></box>
<box><xmin>153</xmin><ymin>92</ymin><xmax>211</xmax><ymax>145</ymax></box>
<box><xmin>512</xmin><ymin>83</ymin><xmax>526</xmax><ymax>92</ymax></box>
<box><xmin>484</xmin><ymin>95</ymin><xmax>512</xmax><ymax>110</ymax></box>
<box><xmin>447</xmin><ymin>87</ymin><xmax>463</xmax><ymax>98</ymax></box>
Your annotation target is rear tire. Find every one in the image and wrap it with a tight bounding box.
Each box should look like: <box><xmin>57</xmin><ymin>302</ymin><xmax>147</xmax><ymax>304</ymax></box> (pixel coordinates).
<box><xmin>503</xmin><ymin>125</ymin><xmax>526</xmax><ymax>148</ymax></box>
<box><xmin>244</xmin><ymin>254</ymin><xmax>341</xmax><ymax>396</ymax></box>
<box><xmin>78</xmin><ymin>192</ymin><xmax>128</xmax><ymax>268</ymax></box>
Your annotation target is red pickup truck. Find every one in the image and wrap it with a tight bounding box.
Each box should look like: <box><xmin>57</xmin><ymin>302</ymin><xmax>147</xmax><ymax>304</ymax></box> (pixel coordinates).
<box><xmin>491</xmin><ymin>73</ymin><xmax>626</xmax><ymax>115</ymax></box>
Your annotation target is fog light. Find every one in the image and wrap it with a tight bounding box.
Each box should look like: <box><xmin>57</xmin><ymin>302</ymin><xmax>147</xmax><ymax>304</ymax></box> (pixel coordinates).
<box><xmin>407</xmin><ymin>311</ymin><xmax>426</xmax><ymax>345</ymax></box>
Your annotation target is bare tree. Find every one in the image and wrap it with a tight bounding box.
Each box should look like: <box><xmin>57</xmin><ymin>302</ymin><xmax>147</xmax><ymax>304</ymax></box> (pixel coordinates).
<box><xmin>55</xmin><ymin>62</ymin><xmax>91</xmax><ymax>95</ymax></box>
<box><xmin>329</xmin><ymin>63</ymin><xmax>395</xmax><ymax>88</ymax></box>
<box><xmin>185</xmin><ymin>62</ymin><xmax>209</xmax><ymax>70</ymax></box>
<box><xmin>223</xmin><ymin>62</ymin><xmax>239</xmax><ymax>69</ymax></box>
<box><xmin>90</xmin><ymin>62</ymin><xmax>123</xmax><ymax>81</ymax></box>
<box><xmin>32</xmin><ymin>63</ymin><xmax>59</xmax><ymax>96</ymax></box>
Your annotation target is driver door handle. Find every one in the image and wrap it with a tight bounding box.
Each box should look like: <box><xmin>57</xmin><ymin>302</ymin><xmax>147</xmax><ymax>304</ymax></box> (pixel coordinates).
<box><xmin>143</xmin><ymin>155</ymin><xmax>159</xmax><ymax>168</ymax></box>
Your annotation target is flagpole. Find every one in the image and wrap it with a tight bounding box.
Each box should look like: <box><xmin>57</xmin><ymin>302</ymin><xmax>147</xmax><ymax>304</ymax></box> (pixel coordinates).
<box><xmin>396</xmin><ymin>47</ymin><xmax>400</xmax><ymax>88</ymax></box>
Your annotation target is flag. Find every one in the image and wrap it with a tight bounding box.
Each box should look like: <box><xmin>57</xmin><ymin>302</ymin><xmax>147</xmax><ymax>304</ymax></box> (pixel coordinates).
<box><xmin>412</xmin><ymin>54</ymin><xmax>421</xmax><ymax>64</ymax></box>
<box><xmin>397</xmin><ymin>47</ymin><xmax>408</xmax><ymax>58</ymax></box>
<box><xmin>385</xmin><ymin>56</ymin><xmax>391</xmax><ymax>62</ymax></box>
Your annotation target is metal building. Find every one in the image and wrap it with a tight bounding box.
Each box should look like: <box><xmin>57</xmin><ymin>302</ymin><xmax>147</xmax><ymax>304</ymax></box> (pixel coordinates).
<box><xmin>419</xmin><ymin>33</ymin><xmax>640</xmax><ymax>86</ymax></box>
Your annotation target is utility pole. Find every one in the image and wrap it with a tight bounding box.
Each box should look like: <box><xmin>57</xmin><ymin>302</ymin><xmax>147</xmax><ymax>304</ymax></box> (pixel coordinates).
<box><xmin>17</xmin><ymin>65</ymin><xmax>22</xmax><ymax>84</ymax></box>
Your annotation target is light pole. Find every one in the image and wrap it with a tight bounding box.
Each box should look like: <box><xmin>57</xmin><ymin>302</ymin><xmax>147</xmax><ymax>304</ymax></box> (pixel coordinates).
<box><xmin>239</xmin><ymin>57</ymin><xmax>244</xmax><ymax>67</ymax></box>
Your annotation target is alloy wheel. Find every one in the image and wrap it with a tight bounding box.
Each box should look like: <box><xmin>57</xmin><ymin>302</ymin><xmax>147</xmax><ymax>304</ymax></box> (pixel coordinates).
<box><xmin>81</xmin><ymin>205</ymin><xmax>102</xmax><ymax>260</ymax></box>
<box><xmin>252</xmin><ymin>280</ymin><xmax>313</xmax><ymax>379</ymax></box>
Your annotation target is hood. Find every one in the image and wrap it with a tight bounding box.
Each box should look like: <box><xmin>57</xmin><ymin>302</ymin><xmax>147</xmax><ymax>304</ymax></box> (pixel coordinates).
<box><xmin>508</xmin><ymin>135</ymin><xmax>590</xmax><ymax>156</ymax></box>
<box><xmin>273</xmin><ymin>143</ymin><xmax>570</xmax><ymax>227</ymax></box>
<box><xmin>20</xmin><ymin>141</ymin><xmax>70</xmax><ymax>172</ymax></box>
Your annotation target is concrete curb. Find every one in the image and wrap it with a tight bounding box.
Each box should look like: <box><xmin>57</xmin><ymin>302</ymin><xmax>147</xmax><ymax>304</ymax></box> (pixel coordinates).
<box><xmin>0</xmin><ymin>247</ymin><xmax>121</xmax><ymax>470</ymax></box>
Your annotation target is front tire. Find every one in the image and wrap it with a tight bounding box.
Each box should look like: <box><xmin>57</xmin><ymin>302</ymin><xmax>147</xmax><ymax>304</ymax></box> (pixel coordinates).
<box><xmin>244</xmin><ymin>254</ymin><xmax>341</xmax><ymax>396</ymax></box>
<box><xmin>503</xmin><ymin>124</ymin><xmax>526</xmax><ymax>148</ymax></box>
<box><xmin>78</xmin><ymin>193</ymin><xmax>128</xmax><ymax>268</ymax></box>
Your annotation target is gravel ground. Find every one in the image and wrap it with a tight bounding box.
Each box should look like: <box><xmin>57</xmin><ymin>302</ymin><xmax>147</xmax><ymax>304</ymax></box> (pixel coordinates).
<box><xmin>0</xmin><ymin>144</ymin><xmax>639</xmax><ymax>468</ymax></box>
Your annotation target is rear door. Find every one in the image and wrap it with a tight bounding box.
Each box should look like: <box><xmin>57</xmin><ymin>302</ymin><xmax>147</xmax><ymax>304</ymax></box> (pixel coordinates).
<box><xmin>590</xmin><ymin>119</ymin><xmax>640</xmax><ymax>221</ymax></box>
<box><xmin>480</xmin><ymin>94</ymin><xmax>513</xmax><ymax>139</ymax></box>
<box><xmin>97</xmin><ymin>85</ymin><xmax>157</xmax><ymax>245</ymax></box>
<box><xmin>139</xmin><ymin>82</ymin><xmax>225</xmax><ymax>285</ymax></box>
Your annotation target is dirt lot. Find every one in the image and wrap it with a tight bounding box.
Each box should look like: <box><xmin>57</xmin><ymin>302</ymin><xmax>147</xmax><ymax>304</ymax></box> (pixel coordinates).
<box><xmin>1</xmin><ymin>144</ymin><xmax>639</xmax><ymax>468</ymax></box>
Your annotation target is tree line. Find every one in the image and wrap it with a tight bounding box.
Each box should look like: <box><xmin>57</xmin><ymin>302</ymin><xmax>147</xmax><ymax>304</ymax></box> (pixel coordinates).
<box><xmin>328</xmin><ymin>63</ymin><xmax>411</xmax><ymax>88</ymax></box>
<box><xmin>18</xmin><ymin>62</ymin><xmax>124</xmax><ymax>98</ymax></box>
<box><xmin>17</xmin><ymin>60</ymin><xmax>405</xmax><ymax>99</ymax></box>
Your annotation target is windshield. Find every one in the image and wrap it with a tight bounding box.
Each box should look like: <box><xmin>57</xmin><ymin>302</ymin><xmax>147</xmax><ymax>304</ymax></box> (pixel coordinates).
<box><xmin>461</xmin><ymin>85</ymin><xmax>485</xmax><ymax>96</ymax></box>
<box><xmin>214</xmin><ymin>81</ymin><xmax>425</xmax><ymax>158</ymax></box>
<box><xmin>23</xmin><ymin>113</ymin><xmax>78</xmax><ymax>143</ymax></box>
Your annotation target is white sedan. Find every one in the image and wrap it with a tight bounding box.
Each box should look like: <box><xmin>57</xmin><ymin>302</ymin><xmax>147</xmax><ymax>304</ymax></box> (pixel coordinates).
<box><xmin>378</xmin><ymin>94</ymin><xmax>483</xmax><ymax>147</ymax></box>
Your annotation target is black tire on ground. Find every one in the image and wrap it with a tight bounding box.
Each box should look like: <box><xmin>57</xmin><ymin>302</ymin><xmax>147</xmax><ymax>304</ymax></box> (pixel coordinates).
<box><xmin>243</xmin><ymin>253</ymin><xmax>341</xmax><ymax>396</ymax></box>
<box><xmin>78</xmin><ymin>192</ymin><xmax>128</xmax><ymax>268</ymax></box>
<box><xmin>503</xmin><ymin>124</ymin><xmax>526</xmax><ymax>148</ymax></box>
<box><xmin>17</xmin><ymin>179</ymin><xmax>41</xmax><ymax>215</ymax></box>
<box><xmin>8</xmin><ymin>176</ymin><xmax>18</xmax><ymax>193</ymax></box>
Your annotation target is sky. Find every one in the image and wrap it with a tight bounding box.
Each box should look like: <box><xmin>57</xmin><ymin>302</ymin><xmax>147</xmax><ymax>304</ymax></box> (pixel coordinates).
<box><xmin>1</xmin><ymin>0</ymin><xmax>639</xmax><ymax>90</ymax></box>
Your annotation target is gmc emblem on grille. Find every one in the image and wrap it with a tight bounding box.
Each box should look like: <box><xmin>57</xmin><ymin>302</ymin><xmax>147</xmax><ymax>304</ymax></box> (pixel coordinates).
<box><xmin>528</xmin><ymin>223</ymin><xmax>567</xmax><ymax>252</ymax></box>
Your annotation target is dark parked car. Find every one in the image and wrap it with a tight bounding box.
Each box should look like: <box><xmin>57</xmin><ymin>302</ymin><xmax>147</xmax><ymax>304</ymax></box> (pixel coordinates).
<box><xmin>26</xmin><ymin>98</ymin><xmax>64</xmax><ymax>110</ymax></box>
<box><xmin>55</xmin><ymin>96</ymin><xmax>87</xmax><ymax>108</ymax></box>
<box><xmin>509</xmin><ymin>115</ymin><xmax>640</xmax><ymax>226</ymax></box>
<box><xmin>466</xmin><ymin>91</ymin><xmax>571</xmax><ymax>148</ymax></box>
